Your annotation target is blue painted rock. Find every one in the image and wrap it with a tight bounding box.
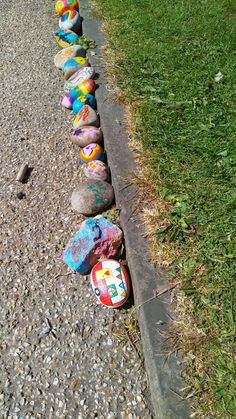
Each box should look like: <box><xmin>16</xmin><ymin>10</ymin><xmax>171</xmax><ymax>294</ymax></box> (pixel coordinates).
<box><xmin>72</xmin><ymin>94</ymin><xmax>96</xmax><ymax>113</ymax></box>
<box><xmin>59</xmin><ymin>10</ymin><xmax>82</xmax><ymax>35</ymax></box>
<box><xmin>82</xmin><ymin>161</ymin><xmax>109</xmax><ymax>181</ymax></box>
<box><xmin>55</xmin><ymin>0</ymin><xmax>79</xmax><ymax>16</ymax></box>
<box><xmin>64</xmin><ymin>67</ymin><xmax>95</xmax><ymax>92</ymax></box>
<box><xmin>71</xmin><ymin>180</ymin><xmax>114</xmax><ymax>215</ymax></box>
<box><xmin>63</xmin><ymin>56</ymin><xmax>89</xmax><ymax>80</ymax></box>
<box><xmin>70</xmin><ymin>126</ymin><xmax>103</xmax><ymax>146</ymax></box>
<box><xmin>55</xmin><ymin>29</ymin><xmax>80</xmax><ymax>48</ymax></box>
<box><xmin>62</xmin><ymin>79</ymin><xmax>95</xmax><ymax>108</ymax></box>
<box><xmin>90</xmin><ymin>260</ymin><xmax>130</xmax><ymax>308</ymax></box>
<box><xmin>54</xmin><ymin>45</ymin><xmax>86</xmax><ymax>69</ymax></box>
<box><xmin>80</xmin><ymin>143</ymin><xmax>104</xmax><ymax>163</ymax></box>
<box><xmin>73</xmin><ymin>105</ymin><xmax>99</xmax><ymax>129</ymax></box>
<box><xmin>63</xmin><ymin>217</ymin><xmax>123</xmax><ymax>274</ymax></box>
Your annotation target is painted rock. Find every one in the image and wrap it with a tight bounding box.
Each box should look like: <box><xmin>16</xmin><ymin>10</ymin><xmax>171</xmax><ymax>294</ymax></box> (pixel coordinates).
<box><xmin>54</xmin><ymin>45</ymin><xmax>86</xmax><ymax>69</ymax></box>
<box><xmin>73</xmin><ymin>105</ymin><xmax>99</xmax><ymax>129</ymax></box>
<box><xmin>63</xmin><ymin>217</ymin><xmax>123</xmax><ymax>274</ymax></box>
<box><xmin>64</xmin><ymin>67</ymin><xmax>95</xmax><ymax>92</ymax></box>
<box><xmin>71</xmin><ymin>180</ymin><xmax>114</xmax><ymax>215</ymax></box>
<box><xmin>55</xmin><ymin>0</ymin><xmax>79</xmax><ymax>16</ymax></box>
<box><xmin>90</xmin><ymin>260</ymin><xmax>130</xmax><ymax>308</ymax></box>
<box><xmin>62</xmin><ymin>79</ymin><xmax>95</xmax><ymax>108</ymax></box>
<box><xmin>59</xmin><ymin>10</ymin><xmax>82</xmax><ymax>35</ymax></box>
<box><xmin>55</xmin><ymin>29</ymin><xmax>80</xmax><ymax>48</ymax></box>
<box><xmin>80</xmin><ymin>143</ymin><xmax>104</xmax><ymax>163</ymax></box>
<box><xmin>63</xmin><ymin>57</ymin><xmax>88</xmax><ymax>80</ymax></box>
<box><xmin>70</xmin><ymin>126</ymin><xmax>103</xmax><ymax>146</ymax></box>
<box><xmin>83</xmin><ymin>161</ymin><xmax>109</xmax><ymax>181</ymax></box>
<box><xmin>72</xmin><ymin>94</ymin><xmax>96</xmax><ymax>113</ymax></box>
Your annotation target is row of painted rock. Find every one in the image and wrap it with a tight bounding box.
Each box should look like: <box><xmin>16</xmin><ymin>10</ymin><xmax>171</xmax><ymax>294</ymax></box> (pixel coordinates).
<box><xmin>54</xmin><ymin>0</ymin><xmax>130</xmax><ymax>308</ymax></box>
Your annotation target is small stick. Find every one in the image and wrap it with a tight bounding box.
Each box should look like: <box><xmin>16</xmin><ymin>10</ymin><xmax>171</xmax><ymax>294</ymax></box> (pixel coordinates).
<box><xmin>136</xmin><ymin>283</ymin><xmax>180</xmax><ymax>310</ymax></box>
<box><xmin>16</xmin><ymin>163</ymin><xmax>28</xmax><ymax>182</ymax></box>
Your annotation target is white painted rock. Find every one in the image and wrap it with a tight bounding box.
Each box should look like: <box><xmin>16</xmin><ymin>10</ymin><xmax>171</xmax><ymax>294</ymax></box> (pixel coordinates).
<box><xmin>70</xmin><ymin>126</ymin><xmax>103</xmax><ymax>146</ymax></box>
<box><xmin>54</xmin><ymin>45</ymin><xmax>86</xmax><ymax>69</ymax></box>
<box><xmin>73</xmin><ymin>105</ymin><xmax>99</xmax><ymax>130</ymax></box>
<box><xmin>71</xmin><ymin>180</ymin><xmax>114</xmax><ymax>215</ymax></box>
<box><xmin>64</xmin><ymin>67</ymin><xmax>95</xmax><ymax>91</ymax></box>
<box><xmin>83</xmin><ymin>161</ymin><xmax>109</xmax><ymax>182</ymax></box>
<box><xmin>59</xmin><ymin>10</ymin><xmax>82</xmax><ymax>35</ymax></box>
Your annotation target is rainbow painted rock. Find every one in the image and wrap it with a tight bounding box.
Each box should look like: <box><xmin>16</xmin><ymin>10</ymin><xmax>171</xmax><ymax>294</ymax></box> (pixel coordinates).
<box><xmin>63</xmin><ymin>217</ymin><xmax>123</xmax><ymax>274</ymax></box>
<box><xmin>91</xmin><ymin>260</ymin><xmax>130</xmax><ymax>308</ymax></box>
<box><xmin>63</xmin><ymin>56</ymin><xmax>89</xmax><ymax>80</ymax></box>
<box><xmin>83</xmin><ymin>161</ymin><xmax>109</xmax><ymax>182</ymax></box>
<box><xmin>55</xmin><ymin>0</ymin><xmax>79</xmax><ymax>16</ymax></box>
<box><xmin>73</xmin><ymin>105</ymin><xmax>99</xmax><ymax>129</ymax></box>
<box><xmin>64</xmin><ymin>67</ymin><xmax>95</xmax><ymax>92</ymax></box>
<box><xmin>54</xmin><ymin>45</ymin><xmax>86</xmax><ymax>69</ymax></box>
<box><xmin>62</xmin><ymin>79</ymin><xmax>95</xmax><ymax>108</ymax></box>
<box><xmin>71</xmin><ymin>180</ymin><xmax>114</xmax><ymax>215</ymax></box>
<box><xmin>72</xmin><ymin>94</ymin><xmax>96</xmax><ymax>113</ymax></box>
<box><xmin>59</xmin><ymin>10</ymin><xmax>82</xmax><ymax>35</ymax></box>
<box><xmin>80</xmin><ymin>143</ymin><xmax>104</xmax><ymax>163</ymax></box>
<box><xmin>70</xmin><ymin>126</ymin><xmax>103</xmax><ymax>147</ymax></box>
<box><xmin>55</xmin><ymin>29</ymin><xmax>80</xmax><ymax>48</ymax></box>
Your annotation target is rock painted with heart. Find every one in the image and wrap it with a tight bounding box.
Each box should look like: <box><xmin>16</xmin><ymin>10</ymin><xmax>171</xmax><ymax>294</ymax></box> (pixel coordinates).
<box><xmin>55</xmin><ymin>0</ymin><xmax>79</xmax><ymax>16</ymax></box>
<box><xmin>63</xmin><ymin>217</ymin><xmax>123</xmax><ymax>274</ymax></box>
<box><xmin>71</xmin><ymin>180</ymin><xmax>114</xmax><ymax>215</ymax></box>
<box><xmin>70</xmin><ymin>126</ymin><xmax>103</xmax><ymax>147</ymax></box>
<box><xmin>59</xmin><ymin>10</ymin><xmax>82</xmax><ymax>35</ymax></box>
<box><xmin>63</xmin><ymin>56</ymin><xmax>89</xmax><ymax>79</ymax></box>
<box><xmin>62</xmin><ymin>79</ymin><xmax>95</xmax><ymax>108</ymax></box>
<box><xmin>80</xmin><ymin>143</ymin><xmax>104</xmax><ymax>163</ymax></box>
<box><xmin>55</xmin><ymin>29</ymin><xmax>80</xmax><ymax>48</ymax></box>
<box><xmin>72</xmin><ymin>94</ymin><xmax>96</xmax><ymax>113</ymax></box>
<box><xmin>54</xmin><ymin>45</ymin><xmax>86</xmax><ymax>69</ymax></box>
<box><xmin>90</xmin><ymin>260</ymin><xmax>130</xmax><ymax>308</ymax></box>
<box><xmin>83</xmin><ymin>160</ymin><xmax>109</xmax><ymax>181</ymax></box>
<box><xmin>64</xmin><ymin>67</ymin><xmax>95</xmax><ymax>91</ymax></box>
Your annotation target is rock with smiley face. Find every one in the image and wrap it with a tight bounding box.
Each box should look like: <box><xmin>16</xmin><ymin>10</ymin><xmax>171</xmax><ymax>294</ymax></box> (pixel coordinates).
<box><xmin>71</xmin><ymin>180</ymin><xmax>114</xmax><ymax>215</ymax></box>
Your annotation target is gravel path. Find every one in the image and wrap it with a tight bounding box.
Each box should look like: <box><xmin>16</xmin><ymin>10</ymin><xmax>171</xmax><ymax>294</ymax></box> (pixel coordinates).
<box><xmin>0</xmin><ymin>1</ymin><xmax>152</xmax><ymax>418</ymax></box>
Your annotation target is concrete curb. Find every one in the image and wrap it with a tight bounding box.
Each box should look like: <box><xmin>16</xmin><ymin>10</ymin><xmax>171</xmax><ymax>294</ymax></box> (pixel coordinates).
<box><xmin>81</xmin><ymin>2</ymin><xmax>190</xmax><ymax>417</ymax></box>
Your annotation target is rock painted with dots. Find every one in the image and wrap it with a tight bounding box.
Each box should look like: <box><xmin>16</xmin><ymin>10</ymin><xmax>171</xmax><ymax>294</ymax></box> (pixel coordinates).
<box><xmin>54</xmin><ymin>45</ymin><xmax>86</xmax><ymax>69</ymax></box>
<box><xmin>82</xmin><ymin>160</ymin><xmax>109</xmax><ymax>182</ymax></box>
<box><xmin>59</xmin><ymin>10</ymin><xmax>82</xmax><ymax>35</ymax></box>
<box><xmin>71</xmin><ymin>180</ymin><xmax>114</xmax><ymax>215</ymax></box>
<box><xmin>55</xmin><ymin>0</ymin><xmax>79</xmax><ymax>16</ymax></box>
<box><xmin>80</xmin><ymin>143</ymin><xmax>104</xmax><ymax>163</ymax></box>
<box><xmin>64</xmin><ymin>67</ymin><xmax>95</xmax><ymax>92</ymax></box>
<box><xmin>70</xmin><ymin>126</ymin><xmax>103</xmax><ymax>147</ymax></box>
<box><xmin>90</xmin><ymin>259</ymin><xmax>130</xmax><ymax>308</ymax></box>
<box><xmin>73</xmin><ymin>105</ymin><xmax>99</xmax><ymax>129</ymax></box>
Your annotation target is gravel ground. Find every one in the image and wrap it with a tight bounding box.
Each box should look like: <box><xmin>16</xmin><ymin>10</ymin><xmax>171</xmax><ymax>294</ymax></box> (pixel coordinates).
<box><xmin>0</xmin><ymin>1</ymin><xmax>152</xmax><ymax>418</ymax></box>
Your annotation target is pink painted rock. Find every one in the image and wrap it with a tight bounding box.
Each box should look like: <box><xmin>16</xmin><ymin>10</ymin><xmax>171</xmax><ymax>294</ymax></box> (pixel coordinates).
<box><xmin>54</xmin><ymin>45</ymin><xmax>86</xmax><ymax>69</ymax></box>
<box><xmin>70</xmin><ymin>126</ymin><xmax>103</xmax><ymax>147</ymax></box>
<box><xmin>83</xmin><ymin>161</ymin><xmax>109</xmax><ymax>181</ymax></box>
<box><xmin>73</xmin><ymin>105</ymin><xmax>99</xmax><ymax>129</ymax></box>
<box><xmin>71</xmin><ymin>180</ymin><xmax>114</xmax><ymax>215</ymax></box>
<box><xmin>64</xmin><ymin>67</ymin><xmax>95</xmax><ymax>92</ymax></box>
<box><xmin>63</xmin><ymin>217</ymin><xmax>123</xmax><ymax>274</ymax></box>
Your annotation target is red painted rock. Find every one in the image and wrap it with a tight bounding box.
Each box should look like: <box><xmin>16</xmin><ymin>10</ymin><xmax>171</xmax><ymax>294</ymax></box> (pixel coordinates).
<box><xmin>90</xmin><ymin>259</ymin><xmax>130</xmax><ymax>308</ymax></box>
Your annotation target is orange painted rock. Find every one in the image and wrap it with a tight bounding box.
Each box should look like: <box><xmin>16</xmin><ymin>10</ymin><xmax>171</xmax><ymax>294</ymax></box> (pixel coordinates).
<box><xmin>73</xmin><ymin>105</ymin><xmax>99</xmax><ymax>129</ymax></box>
<box><xmin>54</xmin><ymin>45</ymin><xmax>86</xmax><ymax>69</ymax></box>
<box><xmin>55</xmin><ymin>0</ymin><xmax>79</xmax><ymax>16</ymax></box>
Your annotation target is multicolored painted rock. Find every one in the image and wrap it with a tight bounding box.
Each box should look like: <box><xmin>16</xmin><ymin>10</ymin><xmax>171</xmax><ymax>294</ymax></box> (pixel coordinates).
<box><xmin>54</xmin><ymin>45</ymin><xmax>86</xmax><ymax>69</ymax></box>
<box><xmin>63</xmin><ymin>56</ymin><xmax>89</xmax><ymax>80</ymax></box>
<box><xmin>72</xmin><ymin>94</ymin><xmax>96</xmax><ymax>113</ymax></box>
<box><xmin>83</xmin><ymin>161</ymin><xmax>109</xmax><ymax>181</ymax></box>
<box><xmin>55</xmin><ymin>0</ymin><xmax>79</xmax><ymax>16</ymax></box>
<box><xmin>90</xmin><ymin>260</ymin><xmax>130</xmax><ymax>308</ymax></box>
<box><xmin>71</xmin><ymin>180</ymin><xmax>114</xmax><ymax>215</ymax></box>
<box><xmin>55</xmin><ymin>29</ymin><xmax>80</xmax><ymax>48</ymax></box>
<box><xmin>59</xmin><ymin>10</ymin><xmax>82</xmax><ymax>35</ymax></box>
<box><xmin>64</xmin><ymin>67</ymin><xmax>95</xmax><ymax>92</ymax></box>
<box><xmin>73</xmin><ymin>105</ymin><xmax>99</xmax><ymax>129</ymax></box>
<box><xmin>62</xmin><ymin>79</ymin><xmax>95</xmax><ymax>108</ymax></box>
<box><xmin>70</xmin><ymin>126</ymin><xmax>103</xmax><ymax>147</ymax></box>
<box><xmin>80</xmin><ymin>143</ymin><xmax>104</xmax><ymax>163</ymax></box>
<box><xmin>63</xmin><ymin>217</ymin><xmax>123</xmax><ymax>274</ymax></box>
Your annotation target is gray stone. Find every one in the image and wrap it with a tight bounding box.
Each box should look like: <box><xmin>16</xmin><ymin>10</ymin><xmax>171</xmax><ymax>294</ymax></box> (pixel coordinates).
<box><xmin>71</xmin><ymin>180</ymin><xmax>114</xmax><ymax>215</ymax></box>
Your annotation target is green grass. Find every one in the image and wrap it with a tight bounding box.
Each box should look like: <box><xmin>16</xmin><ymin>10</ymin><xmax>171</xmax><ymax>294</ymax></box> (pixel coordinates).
<box><xmin>94</xmin><ymin>0</ymin><xmax>236</xmax><ymax>416</ymax></box>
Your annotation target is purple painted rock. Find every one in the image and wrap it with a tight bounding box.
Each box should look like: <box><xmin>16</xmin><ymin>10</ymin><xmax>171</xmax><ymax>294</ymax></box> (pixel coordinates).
<box><xmin>64</xmin><ymin>67</ymin><xmax>95</xmax><ymax>92</ymax></box>
<box><xmin>83</xmin><ymin>161</ymin><xmax>109</xmax><ymax>182</ymax></box>
<box><xmin>73</xmin><ymin>105</ymin><xmax>99</xmax><ymax>129</ymax></box>
<box><xmin>71</xmin><ymin>180</ymin><xmax>114</xmax><ymax>215</ymax></box>
<box><xmin>63</xmin><ymin>217</ymin><xmax>123</xmax><ymax>274</ymax></box>
<box><xmin>54</xmin><ymin>45</ymin><xmax>86</xmax><ymax>69</ymax></box>
<box><xmin>70</xmin><ymin>126</ymin><xmax>103</xmax><ymax>147</ymax></box>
